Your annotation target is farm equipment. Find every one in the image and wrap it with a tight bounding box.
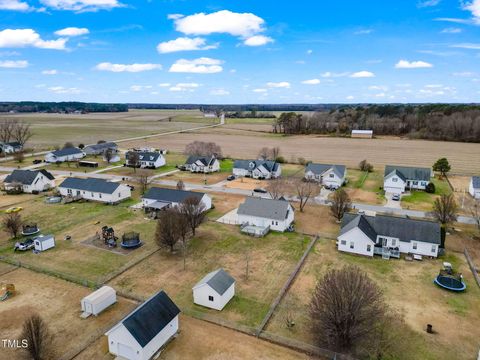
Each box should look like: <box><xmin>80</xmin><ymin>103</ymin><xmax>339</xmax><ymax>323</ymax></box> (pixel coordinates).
<box><xmin>101</xmin><ymin>226</ymin><xmax>118</xmax><ymax>248</ymax></box>
<box><xmin>0</xmin><ymin>283</ymin><xmax>15</xmax><ymax>301</ymax></box>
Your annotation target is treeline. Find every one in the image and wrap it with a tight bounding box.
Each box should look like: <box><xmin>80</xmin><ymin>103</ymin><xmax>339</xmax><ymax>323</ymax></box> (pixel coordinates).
<box><xmin>128</xmin><ymin>103</ymin><xmax>337</xmax><ymax>112</ymax></box>
<box><xmin>273</xmin><ymin>104</ymin><xmax>480</xmax><ymax>142</ymax></box>
<box><xmin>224</xmin><ymin>110</ymin><xmax>276</xmax><ymax>119</ymax></box>
<box><xmin>0</xmin><ymin>102</ymin><xmax>128</xmax><ymax>113</ymax></box>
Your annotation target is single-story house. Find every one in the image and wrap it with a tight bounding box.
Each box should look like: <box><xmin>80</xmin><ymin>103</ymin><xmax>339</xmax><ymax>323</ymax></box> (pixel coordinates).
<box><xmin>142</xmin><ymin>187</ymin><xmax>212</xmax><ymax>214</ymax></box>
<box><xmin>125</xmin><ymin>151</ymin><xmax>166</xmax><ymax>169</ymax></box>
<box><xmin>184</xmin><ymin>155</ymin><xmax>220</xmax><ymax>173</ymax></box>
<box><xmin>81</xmin><ymin>286</ymin><xmax>117</xmax><ymax>318</ymax></box>
<box><xmin>105</xmin><ymin>290</ymin><xmax>180</xmax><ymax>360</ymax></box>
<box><xmin>237</xmin><ymin>197</ymin><xmax>294</xmax><ymax>235</ymax></box>
<box><xmin>0</xmin><ymin>141</ymin><xmax>23</xmax><ymax>154</ymax></box>
<box><xmin>383</xmin><ymin>165</ymin><xmax>432</xmax><ymax>194</ymax></box>
<box><xmin>34</xmin><ymin>235</ymin><xmax>55</xmax><ymax>252</ymax></box>
<box><xmin>193</xmin><ymin>268</ymin><xmax>235</xmax><ymax>311</ymax></box>
<box><xmin>469</xmin><ymin>176</ymin><xmax>480</xmax><ymax>199</ymax></box>
<box><xmin>351</xmin><ymin>130</ymin><xmax>373</xmax><ymax>139</ymax></box>
<box><xmin>337</xmin><ymin>213</ymin><xmax>441</xmax><ymax>259</ymax></box>
<box><xmin>58</xmin><ymin>177</ymin><xmax>131</xmax><ymax>204</ymax></box>
<box><xmin>233</xmin><ymin>160</ymin><xmax>281</xmax><ymax>179</ymax></box>
<box><xmin>83</xmin><ymin>142</ymin><xmax>118</xmax><ymax>156</ymax></box>
<box><xmin>304</xmin><ymin>163</ymin><xmax>346</xmax><ymax>188</ymax></box>
<box><xmin>4</xmin><ymin>169</ymin><xmax>55</xmax><ymax>193</ymax></box>
<box><xmin>45</xmin><ymin>147</ymin><xmax>86</xmax><ymax>163</ymax></box>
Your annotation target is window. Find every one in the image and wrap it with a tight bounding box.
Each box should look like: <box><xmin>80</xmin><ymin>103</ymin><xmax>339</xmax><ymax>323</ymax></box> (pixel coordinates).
<box><xmin>367</xmin><ymin>245</ymin><xmax>371</xmax><ymax>252</ymax></box>
<box><xmin>431</xmin><ymin>245</ymin><xmax>436</xmax><ymax>253</ymax></box>
<box><xmin>67</xmin><ymin>189</ymin><xmax>72</xmax><ymax>195</ymax></box>
<box><xmin>118</xmin><ymin>192</ymin><xmax>121</xmax><ymax>197</ymax></box>
<box><xmin>382</xmin><ymin>238</ymin><xmax>387</xmax><ymax>247</ymax></box>
<box><xmin>99</xmin><ymin>194</ymin><xmax>102</xmax><ymax>199</ymax></box>
<box><xmin>329</xmin><ymin>173</ymin><xmax>334</xmax><ymax>178</ymax></box>
<box><xmin>413</xmin><ymin>181</ymin><xmax>418</xmax><ymax>185</ymax></box>
<box><xmin>272</xmin><ymin>221</ymin><xmax>275</xmax><ymax>225</ymax></box>
<box><xmin>391</xmin><ymin>239</ymin><xmax>396</xmax><ymax>247</ymax></box>
<box><xmin>392</xmin><ymin>178</ymin><xmax>398</xmax><ymax>182</ymax></box>
<box><xmin>208</xmin><ymin>295</ymin><xmax>214</xmax><ymax>302</ymax></box>
<box><xmin>413</xmin><ymin>242</ymin><xmax>417</xmax><ymax>250</ymax></box>
<box><xmin>341</xmin><ymin>240</ymin><xmax>346</xmax><ymax>245</ymax></box>
<box><xmin>350</xmin><ymin>242</ymin><xmax>354</xmax><ymax>249</ymax></box>
<box><xmin>275</xmin><ymin>221</ymin><xmax>278</xmax><ymax>226</ymax></box>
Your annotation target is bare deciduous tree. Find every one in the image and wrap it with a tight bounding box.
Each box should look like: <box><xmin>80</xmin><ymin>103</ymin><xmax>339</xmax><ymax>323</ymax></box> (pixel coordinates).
<box><xmin>176</xmin><ymin>212</ymin><xmax>190</xmax><ymax>270</ymax></box>
<box><xmin>358</xmin><ymin>159</ymin><xmax>373</xmax><ymax>172</ymax></box>
<box><xmin>310</xmin><ymin>266</ymin><xmax>386</xmax><ymax>352</ymax></box>
<box><xmin>104</xmin><ymin>148</ymin><xmax>114</xmax><ymax>163</ymax></box>
<box><xmin>136</xmin><ymin>170</ymin><xmax>150</xmax><ymax>195</ymax></box>
<box><xmin>20</xmin><ymin>313</ymin><xmax>53</xmax><ymax>360</ymax></box>
<box><xmin>432</xmin><ymin>193</ymin><xmax>458</xmax><ymax>227</ymax></box>
<box><xmin>258</xmin><ymin>147</ymin><xmax>271</xmax><ymax>160</ymax></box>
<box><xmin>0</xmin><ymin>119</ymin><xmax>14</xmax><ymax>145</ymax></box>
<box><xmin>176</xmin><ymin>180</ymin><xmax>185</xmax><ymax>190</ymax></box>
<box><xmin>179</xmin><ymin>196</ymin><xmax>206</xmax><ymax>236</ymax></box>
<box><xmin>127</xmin><ymin>151</ymin><xmax>140</xmax><ymax>173</ymax></box>
<box><xmin>155</xmin><ymin>209</ymin><xmax>181</xmax><ymax>252</ymax></box>
<box><xmin>63</xmin><ymin>142</ymin><xmax>74</xmax><ymax>149</ymax></box>
<box><xmin>330</xmin><ymin>188</ymin><xmax>352</xmax><ymax>221</ymax></box>
<box><xmin>3</xmin><ymin>212</ymin><xmax>22</xmax><ymax>238</ymax></box>
<box><xmin>267</xmin><ymin>177</ymin><xmax>285</xmax><ymax>200</ymax></box>
<box><xmin>185</xmin><ymin>141</ymin><xmax>222</xmax><ymax>159</ymax></box>
<box><xmin>13</xmin><ymin>151</ymin><xmax>25</xmax><ymax>163</ymax></box>
<box><xmin>296</xmin><ymin>179</ymin><xmax>315</xmax><ymax>212</ymax></box>
<box><xmin>11</xmin><ymin>121</ymin><xmax>33</xmax><ymax>146</ymax></box>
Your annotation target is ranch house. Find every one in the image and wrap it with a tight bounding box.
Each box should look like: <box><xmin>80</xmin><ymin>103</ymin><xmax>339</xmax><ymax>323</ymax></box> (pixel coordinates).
<box><xmin>83</xmin><ymin>142</ymin><xmax>118</xmax><ymax>156</ymax></box>
<box><xmin>105</xmin><ymin>290</ymin><xmax>180</xmax><ymax>360</ymax></box>
<box><xmin>304</xmin><ymin>163</ymin><xmax>346</xmax><ymax>189</ymax></box>
<box><xmin>469</xmin><ymin>176</ymin><xmax>480</xmax><ymax>199</ymax></box>
<box><xmin>4</xmin><ymin>169</ymin><xmax>55</xmax><ymax>193</ymax></box>
<box><xmin>337</xmin><ymin>213</ymin><xmax>441</xmax><ymax>259</ymax></box>
<box><xmin>193</xmin><ymin>268</ymin><xmax>235</xmax><ymax>311</ymax></box>
<box><xmin>125</xmin><ymin>150</ymin><xmax>166</xmax><ymax>169</ymax></box>
<box><xmin>184</xmin><ymin>155</ymin><xmax>220</xmax><ymax>173</ymax></box>
<box><xmin>233</xmin><ymin>160</ymin><xmax>281</xmax><ymax>179</ymax></box>
<box><xmin>383</xmin><ymin>165</ymin><xmax>432</xmax><ymax>194</ymax></box>
<box><xmin>45</xmin><ymin>147</ymin><xmax>86</xmax><ymax>163</ymax></box>
<box><xmin>142</xmin><ymin>187</ymin><xmax>212</xmax><ymax>215</ymax></box>
<box><xmin>0</xmin><ymin>141</ymin><xmax>23</xmax><ymax>154</ymax></box>
<box><xmin>58</xmin><ymin>177</ymin><xmax>131</xmax><ymax>204</ymax></box>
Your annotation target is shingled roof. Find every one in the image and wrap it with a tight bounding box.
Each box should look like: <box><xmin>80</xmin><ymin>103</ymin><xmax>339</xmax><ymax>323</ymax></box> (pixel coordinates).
<box><xmin>4</xmin><ymin>169</ymin><xmax>54</xmax><ymax>185</ymax></box>
<box><xmin>306</xmin><ymin>163</ymin><xmax>346</xmax><ymax>178</ymax></box>
<box><xmin>126</xmin><ymin>151</ymin><xmax>162</xmax><ymax>162</ymax></box>
<box><xmin>58</xmin><ymin>177</ymin><xmax>121</xmax><ymax>194</ymax></box>
<box><xmin>143</xmin><ymin>187</ymin><xmax>204</xmax><ymax>203</ymax></box>
<box><xmin>472</xmin><ymin>176</ymin><xmax>480</xmax><ymax>189</ymax></box>
<box><xmin>193</xmin><ymin>269</ymin><xmax>235</xmax><ymax>295</ymax></box>
<box><xmin>84</xmin><ymin>142</ymin><xmax>117</xmax><ymax>152</ymax></box>
<box><xmin>50</xmin><ymin>147</ymin><xmax>84</xmax><ymax>157</ymax></box>
<box><xmin>233</xmin><ymin>160</ymin><xmax>279</xmax><ymax>172</ymax></box>
<box><xmin>237</xmin><ymin>197</ymin><xmax>292</xmax><ymax>221</ymax></box>
<box><xmin>384</xmin><ymin>165</ymin><xmax>431</xmax><ymax>182</ymax></box>
<box><xmin>185</xmin><ymin>155</ymin><xmax>216</xmax><ymax>166</ymax></box>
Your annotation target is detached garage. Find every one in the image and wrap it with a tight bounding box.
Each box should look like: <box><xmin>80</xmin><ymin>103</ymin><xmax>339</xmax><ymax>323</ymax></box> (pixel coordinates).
<box><xmin>192</xmin><ymin>268</ymin><xmax>235</xmax><ymax>311</ymax></box>
<box><xmin>105</xmin><ymin>290</ymin><xmax>180</xmax><ymax>360</ymax></box>
<box><xmin>81</xmin><ymin>286</ymin><xmax>116</xmax><ymax>318</ymax></box>
<box><xmin>34</xmin><ymin>235</ymin><xmax>55</xmax><ymax>252</ymax></box>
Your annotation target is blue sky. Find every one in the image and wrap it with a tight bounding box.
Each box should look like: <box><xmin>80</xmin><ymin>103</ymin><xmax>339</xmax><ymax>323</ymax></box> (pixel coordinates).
<box><xmin>0</xmin><ymin>0</ymin><xmax>479</xmax><ymax>104</ymax></box>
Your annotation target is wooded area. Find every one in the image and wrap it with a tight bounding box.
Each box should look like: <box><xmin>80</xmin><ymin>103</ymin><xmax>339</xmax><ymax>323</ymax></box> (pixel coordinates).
<box><xmin>0</xmin><ymin>102</ymin><xmax>128</xmax><ymax>113</ymax></box>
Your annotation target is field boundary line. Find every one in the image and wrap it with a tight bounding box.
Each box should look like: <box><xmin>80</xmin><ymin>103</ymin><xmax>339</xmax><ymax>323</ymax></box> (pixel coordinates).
<box><xmin>0</xmin><ymin>264</ymin><xmax>20</xmax><ymax>277</ymax></box>
<box><xmin>464</xmin><ymin>247</ymin><xmax>480</xmax><ymax>288</ymax></box>
<box><xmin>255</xmin><ymin>235</ymin><xmax>318</xmax><ymax>337</ymax></box>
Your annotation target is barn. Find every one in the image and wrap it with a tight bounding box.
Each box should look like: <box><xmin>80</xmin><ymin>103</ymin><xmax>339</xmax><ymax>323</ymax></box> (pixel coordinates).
<box><xmin>34</xmin><ymin>235</ymin><xmax>55</xmax><ymax>252</ymax></box>
<box><xmin>81</xmin><ymin>286</ymin><xmax>117</xmax><ymax>318</ymax></box>
<box><xmin>192</xmin><ymin>269</ymin><xmax>235</xmax><ymax>311</ymax></box>
<box><xmin>351</xmin><ymin>130</ymin><xmax>373</xmax><ymax>139</ymax></box>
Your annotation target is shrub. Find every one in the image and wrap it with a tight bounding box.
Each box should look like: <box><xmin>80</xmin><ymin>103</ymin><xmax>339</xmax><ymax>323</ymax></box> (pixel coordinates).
<box><xmin>425</xmin><ymin>182</ymin><xmax>436</xmax><ymax>193</ymax></box>
<box><xmin>276</xmin><ymin>156</ymin><xmax>286</xmax><ymax>163</ymax></box>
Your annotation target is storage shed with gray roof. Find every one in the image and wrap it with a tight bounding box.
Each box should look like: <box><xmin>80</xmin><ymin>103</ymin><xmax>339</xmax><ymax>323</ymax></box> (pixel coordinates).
<box><xmin>193</xmin><ymin>269</ymin><xmax>235</xmax><ymax>310</ymax></box>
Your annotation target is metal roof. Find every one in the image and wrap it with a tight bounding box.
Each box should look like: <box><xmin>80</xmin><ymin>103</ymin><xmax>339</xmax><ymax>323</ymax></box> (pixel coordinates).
<box><xmin>4</xmin><ymin>169</ymin><xmax>54</xmax><ymax>185</ymax></box>
<box><xmin>143</xmin><ymin>187</ymin><xmax>204</xmax><ymax>203</ymax></box>
<box><xmin>384</xmin><ymin>165</ymin><xmax>431</xmax><ymax>182</ymax></box>
<box><xmin>305</xmin><ymin>163</ymin><xmax>346</xmax><ymax>178</ymax></box>
<box><xmin>58</xmin><ymin>177</ymin><xmax>121</xmax><ymax>194</ymax></box>
<box><xmin>193</xmin><ymin>268</ymin><xmax>235</xmax><ymax>295</ymax></box>
<box><xmin>34</xmin><ymin>234</ymin><xmax>54</xmax><ymax>243</ymax></box>
<box><xmin>237</xmin><ymin>197</ymin><xmax>292</xmax><ymax>221</ymax></box>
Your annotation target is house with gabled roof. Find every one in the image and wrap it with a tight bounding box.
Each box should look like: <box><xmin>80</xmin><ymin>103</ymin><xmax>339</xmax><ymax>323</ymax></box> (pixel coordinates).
<box><xmin>125</xmin><ymin>150</ymin><xmax>166</xmax><ymax>169</ymax></box>
<box><xmin>142</xmin><ymin>187</ymin><xmax>212</xmax><ymax>214</ymax></box>
<box><xmin>58</xmin><ymin>177</ymin><xmax>131</xmax><ymax>204</ymax></box>
<box><xmin>184</xmin><ymin>155</ymin><xmax>220</xmax><ymax>173</ymax></box>
<box><xmin>337</xmin><ymin>213</ymin><xmax>441</xmax><ymax>259</ymax></box>
<box><xmin>105</xmin><ymin>290</ymin><xmax>180</xmax><ymax>360</ymax></box>
<box><xmin>0</xmin><ymin>141</ymin><xmax>23</xmax><ymax>154</ymax></box>
<box><xmin>469</xmin><ymin>176</ymin><xmax>480</xmax><ymax>199</ymax></box>
<box><xmin>45</xmin><ymin>147</ymin><xmax>85</xmax><ymax>163</ymax></box>
<box><xmin>383</xmin><ymin>165</ymin><xmax>432</xmax><ymax>194</ymax></box>
<box><xmin>304</xmin><ymin>163</ymin><xmax>347</xmax><ymax>189</ymax></box>
<box><xmin>192</xmin><ymin>268</ymin><xmax>235</xmax><ymax>310</ymax></box>
<box><xmin>83</xmin><ymin>142</ymin><xmax>118</xmax><ymax>155</ymax></box>
<box><xmin>233</xmin><ymin>160</ymin><xmax>281</xmax><ymax>179</ymax></box>
<box><xmin>4</xmin><ymin>169</ymin><xmax>55</xmax><ymax>193</ymax></box>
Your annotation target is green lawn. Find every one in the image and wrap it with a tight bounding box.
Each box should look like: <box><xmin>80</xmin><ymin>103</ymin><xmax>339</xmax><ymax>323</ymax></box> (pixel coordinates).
<box><xmin>401</xmin><ymin>177</ymin><xmax>451</xmax><ymax>210</ymax></box>
<box><xmin>220</xmin><ymin>158</ymin><xmax>234</xmax><ymax>172</ymax></box>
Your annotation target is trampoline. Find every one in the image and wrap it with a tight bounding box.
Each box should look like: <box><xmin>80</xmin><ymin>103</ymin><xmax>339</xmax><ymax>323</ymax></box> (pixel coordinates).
<box><xmin>22</xmin><ymin>224</ymin><xmax>40</xmax><ymax>236</ymax></box>
<box><xmin>121</xmin><ymin>232</ymin><xmax>142</xmax><ymax>249</ymax></box>
<box><xmin>434</xmin><ymin>275</ymin><xmax>466</xmax><ymax>292</ymax></box>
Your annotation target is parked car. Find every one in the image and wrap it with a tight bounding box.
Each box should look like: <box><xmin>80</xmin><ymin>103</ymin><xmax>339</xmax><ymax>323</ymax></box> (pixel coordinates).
<box><xmin>14</xmin><ymin>239</ymin><xmax>34</xmax><ymax>251</ymax></box>
<box><xmin>32</xmin><ymin>159</ymin><xmax>42</xmax><ymax>164</ymax></box>
<box><xmin>5</xmin><ymin>207</ymin><xmax>23</xmax><ymax>213</ymax></box>
<box><xmin>253</xmin><ymin>188</ymin><xmax>267</xmax><ymax>194</ymax></box>
<box><xmin>392</xmin><ymin>194</ymin><xmax>401</xmax><ymax>201</ymax></box>
<box><xmin>227</xmin><ymin>175</ymin><xmax>236</xmax><ymax>181</ymax></box>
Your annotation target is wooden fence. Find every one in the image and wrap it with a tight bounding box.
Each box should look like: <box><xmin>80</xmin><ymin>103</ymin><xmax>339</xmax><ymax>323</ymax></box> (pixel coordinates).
<box><xmin>464</xmin><ymin>248</ymin><xmax>480</xmax><ymax>288</ymax></box>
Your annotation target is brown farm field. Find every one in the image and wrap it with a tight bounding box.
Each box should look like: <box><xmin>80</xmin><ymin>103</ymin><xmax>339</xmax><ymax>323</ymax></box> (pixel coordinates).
<box><xmin>123</xmin><ymin>128</ymin><xmax>480</xmax><ymax>175</ymax></box>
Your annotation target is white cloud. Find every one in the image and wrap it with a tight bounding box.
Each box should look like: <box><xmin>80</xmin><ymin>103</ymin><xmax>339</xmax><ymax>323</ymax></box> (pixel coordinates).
<box><xmin>301</xmin><ymin>79</ymin><xmax>320</xmax><ymax>85</ymax></box>
<box><xmin>157</xmin><ymin>37</ymin><xmax>217</xmax><ymax>53</ymax></box>
<box><xmin>441</xmin><ymin>27</ymin><xmax>462</xmax><ymax>33</ymax></box>
<box><xmin>346</xmin><ymin>95</ymin><xmax>355</xmax><ymax>100</ymax></box>
<box><xmin>417</xmin><ymin>0</ymin><xmax>441</xmax><ymax>8</ymax></box>
<box><xmin>0</xmin><ymin>0</ymin><xmax>31</xmax><ymax>11</ymax></box>
<box><xmin>452</xmin><ymin>71</ymin><xmax>475</xmax><ymax>77</ymax></box>
<box><xmin>450</xmin><ymin>43</ymin><xmax>480</xmax><ymax>49</ymax></box>
<box><xmin>0</xmin><ymin>29</ymin><xmax>67</xmax><ymax>50</ymax></box>
<box><xmin>253</xmin><ymin>88</ymin><xmax>267</xmax><ymax>93</ymax></box>
<box><xmin>243</xmin><ymin>35</ymin><xmax>273</xmax><ymax>46</ymax></box>
<box><xmin>307</xmin><ymin>49</ymin><xmax>313</xmax><ymax>55</ymax></box>
<box><xmin>395</xmin><ymin>60</ymin><xmax>433</xmax><ymax>68</ymax></box>
<box><xmin>173</xmin><ymin>10</ymin><xmax>266</xmax><ymax>38</ymax></box>
<box><xmin>54</xmin><ymin>27</ymin><xmax>89</xmax><ymax>37</ymax></box>
<box><xmin>368</xmin><ymin>85</ymin><xmax>388</xmax><ymax>91</ymax></box>
<box><xmin>95</xmin><ymin>62</ymin><xmax>162</xmax><ymax>72</ymax></box>
<box><xmin>167</xmin><ymin>13</ymin><xmax>183</xmax><ymax>20</ymax></box>
<box><xmin>130</xmin><ymin>85</ymin><xmax>152</xmax><ymax>92</ymax></box>
<box><xmin>350</xmin><ymin>71</ymin><xmax>375</xmax><ymax>78</ymax></box>
<box><xmin>321</xmin><ymin>71</ymin><xmax>349</xmax><ymax>78</ymax></box>
<box><xmin>48</xmin><ymin>86</ymin><xmax>81</xmax><ymax>94</ymax></box>
<box><xmin>434</xmin><ymin>17</ymin><xmax>472</xmax><ymax>24</ymax></box>
<box><xmin>266</xmin><ymin>82</ymin><xmax>290</xmax><ymax>88</ymax></box>
<box><xmin>42</xmin><ymin>69</ymin><xmax>58</xmax><ymax>75</ymax></box>
<box><xmin>0</xmin><ymin>59</ymin><xmax>28</xmax><ymax>68</ymax></box>
<box><xmin>463</xmin><ymin>0</ymin><xmax>480</xmax><ymax>23</ymax></box>
<box><xmin>158</xmin><ymin>83</ymin><xmax>171</xmax><ymax>87</ymax></box>
<box><xmin>169</xmin><ymin>82</ymin><xmax>200</xmax><ymax>92</ymax></box>
<box><xmin>210</xmin><ymin>88</ymin><xmax>230</xmax><ymax>96</ymax></box>
<box><xmin>169</xmin><ymin>57</ymin><xmax>223</xmax><ymax>74</ymax></box>
<box><xmin>40</xmin><ymin>0</ymin><xmax>123</xmax><ymax>12</ymax></box>
<box><xmin>354</xmin><ymin>29</ymin><xmax>373</xmax><ymax>35</ymax></box>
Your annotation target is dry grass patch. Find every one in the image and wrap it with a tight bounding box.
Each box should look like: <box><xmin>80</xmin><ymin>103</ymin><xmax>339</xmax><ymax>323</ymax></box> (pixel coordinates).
<box><xmin>294</xmin><ymin>204</ymin><xmax>339</xmax><ymax>236</ymax></box>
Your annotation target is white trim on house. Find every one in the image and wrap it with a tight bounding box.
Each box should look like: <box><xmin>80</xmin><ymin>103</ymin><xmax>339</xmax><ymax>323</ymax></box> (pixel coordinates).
<box><xmin>469</xmin><ymin>177</ymin><xmax>480</xmax><ymax>200</ymax></box>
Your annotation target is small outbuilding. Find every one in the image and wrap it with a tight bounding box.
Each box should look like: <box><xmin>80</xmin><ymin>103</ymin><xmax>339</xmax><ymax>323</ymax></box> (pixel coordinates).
<box><xmin>34</xmin><ymin>235</ymin><xmax>55</xmax><ymax>252</ymax></box>
<box><xmin>192</xmin><ymin>269</ymin><xmax>235</xmax><ymax>311</ymax></box>
<box><xmin>81</xmin><ymin>286</ymin><xmax>117</xmax><ymax>318</ymax></box>
<box><xmin>351</xmin><ymin>129</ymin><xmax>373</xmax><ymax>138</ymax></box>
<box><xmin>105</xmin><ymin>290</ymin><xmax>180</xmax><ymax>360</ymax></box>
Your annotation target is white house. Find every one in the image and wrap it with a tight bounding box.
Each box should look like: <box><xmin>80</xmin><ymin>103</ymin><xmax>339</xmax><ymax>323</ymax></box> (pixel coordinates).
<box><xmin>304</xmin><ymin>163</ymin><xmax>346</xmax><ymax>189</ymax></box>
<box><xmin>184</xmin><ymin>155</ymin><xmax>220</xmax><ymax>173</ymax></box>
<box><xmin>237</xmin><ymin>197</ymin><xmax>294</xmax><ymax>235</ymax></box>
<box><xmin>125</xmin><ymin>151</ymin><xmax>166</xmax><ymax>169</ymax></box>
<box><xmin>34</xmin><ymin>235</ymin><xmax>55</xmax><ymax>252</ymax></box>
<box><xmin>45</xmin><ymin>147</ymin><xmax>86</xmax><ymax>163</ymax></box>
<box><xmin>0</xmin><ymin>141</ymin><xmax>23</xmax><ymax>154</ymax></box>
<box><xmin>383</xmin><ymin>165</ymin><xmax>432</xmax><ymax>194</ymax></box>
<box><xmin>142</xmin><ymin>187</ymin><xmax>212</xmax><ymax>215</ymax></box>
<box><xmin>337</xmin><ymin>213</ymin><xmax>441</xmax><ymax>259</ymax></box>
<box><xmin>83</xmin><ymin>142</ymin><xmax>118</xmax><ymax>156</ymax></box>
<box><xmin>3</xmin><ymin>169</ymin><xmax>55</xmax><ymax>193</ymax></box>
<box><xmin>233</xmin><ymin>160</ymin><xmax>281</xmax><ymax>179</ymax></box>
<box><xmin>81</xmin><ymin>286</ymin><xmax>117</xmax><ymax>318</ymax></box>
<box><xmin>192</xmin><ymin>269</ymin><xmax>235</xmax><ymax>311</ymax></box>
<box><xmin>58</xmin><ymin>177</ymin><xmax>131</xmax><ymax>204</ymax></box>
<box><xmin>469</xmin><ymin>176</ymin><xmax>480</xmax><ymax>199</ymax></box>
<box><xmin>105</xmin><ymin>290</ymin><xmax>180</xmax><ymax>360</ymax></box>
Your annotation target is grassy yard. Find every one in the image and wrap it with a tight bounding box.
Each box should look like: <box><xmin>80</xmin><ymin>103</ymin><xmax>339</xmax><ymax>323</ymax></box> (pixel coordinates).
<box><xmin>109</xmin><ymin>221</ymin><xmax>311</xmax><ymax>328</ymax></box>
<box><xmin>344</xmin><ymin>169</ymin><xmax>385</xmax><ymax>204</ymax></box>
<box><xmin>401</xmin><ymin>177</ymin><xmax>451</xmax><ymax>211</ymax></box>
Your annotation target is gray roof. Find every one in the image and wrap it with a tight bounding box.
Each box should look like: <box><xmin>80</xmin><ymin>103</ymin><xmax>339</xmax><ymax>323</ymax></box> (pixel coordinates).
<box><xmin>194</xmin><ymin>268</ymin><xmax>235</xmax><ymax>295</ymax></box>
<box><xmin>5</xmin><ymin>141</ymin><xmax>22</xmax><ymax>147</ymax></box>
<box><xmin>306</xmin><ymin>163</ymin><xmax>346</xmax><ymax>178</ymax></box>
<box><xmin>186</xmin><ymin>155</ymin><xmax>216</xmax><ymax>166</ymax></box>
<box><xmin>472</xmin><ymin>176</ymin><xmax>480</xmax><ymax>189</ymax></box>
<box><xmin>237</xmin><ymin>197</ymin><xmax>292</xmax><ymax>221</ymax></box>
<box><xmin>340</xmin><ymin>213</ymin><xmax>441</xmax><ymax>245</ymax></box>
<box><xmin>126</xmin><ymin>151</ymin><xmax>162</xmax><ymax>162</ymax></box>
<box><xmin>35</xmin><ymin>234</ymin><xmax>54</xmax><ymax>243</ymax></box>
<box><xmin>51</xmin><ymin>147</ymin><xmax>84</xmax><ymax>157</ymax></box>
<box><xmin>5</xmin><ymin>169</ymin><xmax>54</xmax><ymax>185</ymax></box>
<box><xmin>143</xmin><ymin>187</ymin><xmax>204</xmax><ymax>203</ymax></box>
<box><xmin>59</xmin><ymin>177</ymin><xmax>121</xmax><ymax>194</ymax></box>
<box><xmin>384</xmin><ymin>165</ymin><xmax>431</xmax><ymax>181</ymax></box>
<box><xmin>84</xmin><ymin>142</ymin><xmax>117</xmax><ymax>151</ymax></box>
<box><xmin>121</xmin><ymin>290</ymin><xmax>180</xmax><ymax>348</ymax></box>
<box><xmin>233</xmin><ymin>160</ymin><xmax>279</xmax><ymax>172</ymax></box>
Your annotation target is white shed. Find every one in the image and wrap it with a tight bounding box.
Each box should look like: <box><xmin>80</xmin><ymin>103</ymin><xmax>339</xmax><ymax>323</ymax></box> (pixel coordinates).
<box><xmin>34</xmin><ymin>235</ymin><xmax>55</xmax><ymax>252</ymax></box>
<box><xmin>192</xmin><ymin>269</ymin><xmax>235</xmax><ymax>311</ymax></box>
<box><xmin>81</xmin><ymin>286</ymin><xmax>117</xmax><ymax>318</ymax></box>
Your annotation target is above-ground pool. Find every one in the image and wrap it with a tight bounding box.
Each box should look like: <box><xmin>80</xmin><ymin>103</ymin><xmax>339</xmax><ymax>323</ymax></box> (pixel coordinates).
<box><xmin>45</xmin><ymin>196</ymin><xmax>62</xmax><ymax>204</ymax></box>
<box><xmin>434</xmin><ymin>275</ymin><xmax>466</xmax><ymax>292</ymax></box>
